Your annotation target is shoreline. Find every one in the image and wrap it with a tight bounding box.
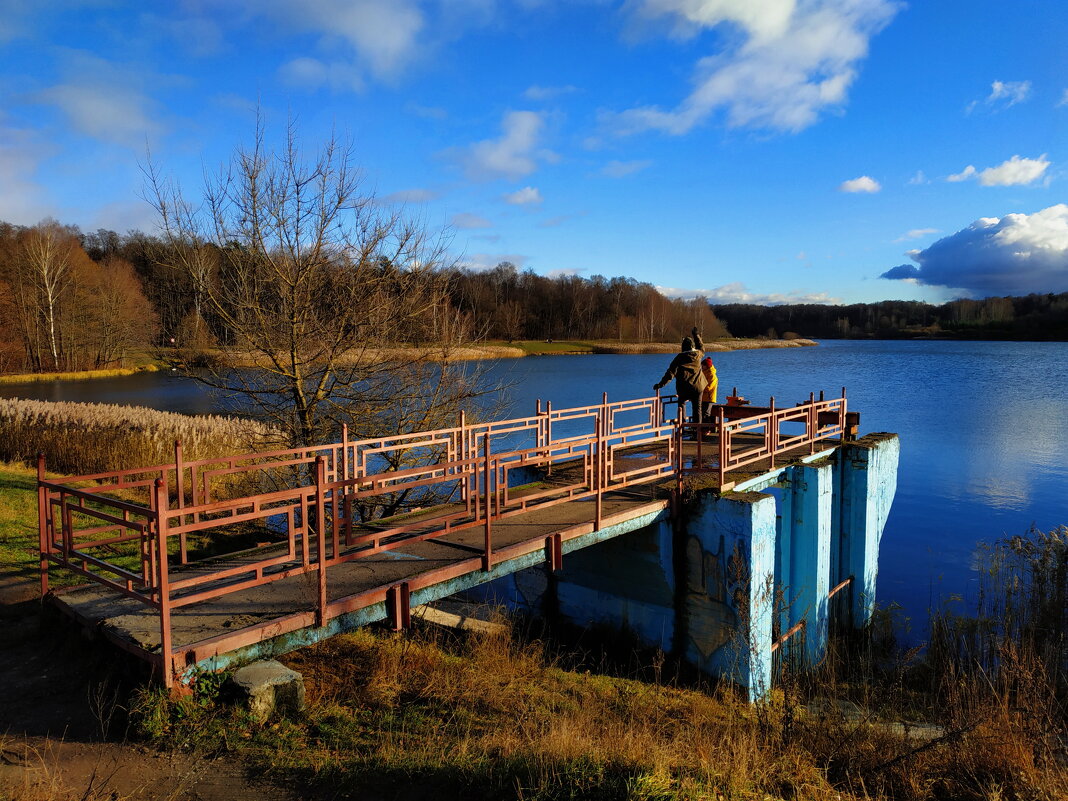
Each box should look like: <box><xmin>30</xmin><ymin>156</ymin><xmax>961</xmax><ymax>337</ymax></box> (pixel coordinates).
<box><xmin>0</xmin><ymin>339</ymin><xmax>817</xmax><ymax>384</ymax></box>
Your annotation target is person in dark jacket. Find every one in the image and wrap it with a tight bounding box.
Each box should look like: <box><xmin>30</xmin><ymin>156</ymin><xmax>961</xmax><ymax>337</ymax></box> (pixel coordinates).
<box><xmin>653</xmin><ymin>327</ymin><xmax>707</xmax><ymax>421</ymax></box>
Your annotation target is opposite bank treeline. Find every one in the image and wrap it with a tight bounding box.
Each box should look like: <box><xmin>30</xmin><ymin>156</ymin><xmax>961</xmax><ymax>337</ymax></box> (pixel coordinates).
<box><xmin>0</xmin><ymin>218</ymin><xmax>727</xmax><ymax>375</ymax></box>
<box><xmin>714</xmin><ymin>294</ymin><xmax>1068</xmax><ymax>341</ymax></box>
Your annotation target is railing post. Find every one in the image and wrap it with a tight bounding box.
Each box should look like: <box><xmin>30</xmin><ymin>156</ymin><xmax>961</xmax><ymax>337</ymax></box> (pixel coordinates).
<box><xmin>841</xmin><ymin>387</ymin><xmax>848</xmax><ymax>441</ymax></box>
<box><xmin>717</xmin><ymin>406</ymin><xmax>727</xmax><ymax>488</ymax></box>
<box><xmin>483</xmin><ymin>435</ymin><xmax>493</xmax><ymax>571</ymax></box>
<box><xmin>341</xmin><ymin>424</ymin><xmax>352</xmax><ymax>546</ymax></box>
<box><xmin>153</xmin><ymin>478</ymin><xmax>174</xmax><ymax>689</ymax></box>
<box><xmin>174</xmin><ymin>440</ymin><xmax>188</xmax><ymax>564</ymax></box>
<box><xmin>315</xmin><ymin>455</ymin><xmax>328</xmax><ymax>627</ymax></box>
<box><xmin>807</xmin><ymin>393</ymin><xmax>817</xmax><ymax>454</ymax></box>
<box><xmin>459</xmin><ymin>411</ymin><xmax>470</xmax><ymax>512</ymax></box>
<box><xmin>769</xmin><ymin>396</ymin><xmax>777</xmax><ymax>471</ymax></box>
<box><xmin>37</xmin><ymin>453</ymin><xmax>49</xmax><ymax>596</ymax></box>
<box><xmin>545</xmin><ymin>400</ymin><xmax>553</xmax><ymax>477</ymax></box>
<box><xmin>595</xmin><ymin>393</ymin><xmax>605</xmax><ymax>529</ymax></box>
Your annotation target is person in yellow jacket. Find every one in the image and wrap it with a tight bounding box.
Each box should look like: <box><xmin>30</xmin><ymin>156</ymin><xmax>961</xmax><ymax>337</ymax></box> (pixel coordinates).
<box><xmin>700</xmin><ymin>356</ymin><xmax>718</xmax><ymax>425</ymax></box>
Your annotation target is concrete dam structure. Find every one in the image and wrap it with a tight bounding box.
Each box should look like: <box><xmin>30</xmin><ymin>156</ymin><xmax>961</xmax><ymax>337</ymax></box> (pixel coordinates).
<box><xmin>37</xmin><ymin>391</ymin><xmax>898</xmax><ymax>700</ymax></box>
<box><xmin>468</xmin><ymin>434</ymin><xmax>899</xmax><ymax>700</ymax></box>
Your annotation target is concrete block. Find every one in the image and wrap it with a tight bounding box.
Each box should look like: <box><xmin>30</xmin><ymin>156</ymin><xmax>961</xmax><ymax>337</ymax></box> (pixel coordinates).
<box><xmin>786</xmin><ymin>461</ymin><xmax>833</xmax><ymax>664</ymax></box>
<box><xmin>229</xmin><ymin>660</ymin><xmax>305</xmax><ymax>722</ymax></box>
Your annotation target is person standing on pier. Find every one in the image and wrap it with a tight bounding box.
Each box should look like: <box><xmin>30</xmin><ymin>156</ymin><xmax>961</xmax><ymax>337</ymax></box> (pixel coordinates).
<box><xmin>653</xmin><ymin>327</ymin><xmax>707</xmax><ymax>422</ymax></box>
<box><xmin>700</xmin><ymin>356</ymin><xmax>718</xmax><ymax>422</ymax></box>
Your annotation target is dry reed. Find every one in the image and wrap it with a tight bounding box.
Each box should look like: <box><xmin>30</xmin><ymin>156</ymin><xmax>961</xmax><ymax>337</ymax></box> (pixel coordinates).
<box><xmin>0</xmin><ymin>398</ymin><xmax>271</xmax><ymax>477</ymax></box>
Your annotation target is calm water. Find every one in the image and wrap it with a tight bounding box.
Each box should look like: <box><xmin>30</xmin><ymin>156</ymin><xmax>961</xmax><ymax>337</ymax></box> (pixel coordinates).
<box><xmin>5</xmin><ymin>340</ymin><xmax>1068</xmax><ymax>627</ymax></box>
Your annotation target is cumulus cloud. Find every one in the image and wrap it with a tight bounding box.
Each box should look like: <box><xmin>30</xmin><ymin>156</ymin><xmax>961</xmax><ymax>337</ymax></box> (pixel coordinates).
<box><xmin>452</xmin><ymin>212</ymin><xmax>492</xmax><ymax>229</ymax></box>
<box><xmin>454</xmin><ymin>111</ymin><xmax>549</xmax><ymax>180</ymax></box>
<box><xmin>383</xmin><ymin>187</ymin><xmax>438</xmax><ymax>204</ymax></box>
<box><xmin>839</xmin><ymin>175</ymin><xmax>880</xmax><ymax>193</ymax></box>
<box><xmin>263</xmin><ymin>0</ymin><xmax>425</xmax><ymax>81</ymax></box>
<box><xmin>602</xmin><ymin>159</ymin><xmax>652</xmax><ymax>178</ymax></box>
<box><xmin>612</xmin><ymin>0</ymin><xmax>899</xmax><ymax>135</ymax></box>
<box><xmin>947</xmin><ymin>155</ymin><xmax>1050</xmax><ymax>187</ymax></box>
<box><xmin>658</xmin><ymin>282</ymin><xmax>841</xmax><ymax>305</ymax></box>
<box><xmin>502</xmin><ymin>186</ymin><xmax>543</xmax><ymax>205</ymax></box>
<box><xmin>908</xmin><ymin>170</ymin><xmax>929</xmax><ymax>185</ymax></box>
<box><xmin>523</xmin><ymin>84</ymin><xmax>579</xmax><ymax>101</ymax></box>
<box><xmin>879</xmin><ymin>204</ymin><xmax>1068</xmax><ymax>295</ymax></box>
<box><xmin>32</xmin><ymin>51</ymin><xmax>164</xmax><ymax>147</ymax></box>
<box><xmin>967</xmin><ymin>79</ymin><xmax>1032</xmax><ymax>113</ymax></box>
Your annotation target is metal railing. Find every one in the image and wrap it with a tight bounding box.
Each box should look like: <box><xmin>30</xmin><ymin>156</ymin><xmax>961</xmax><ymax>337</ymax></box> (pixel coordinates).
<box><xmin>37</xmin><ymin>390</ymin><xmax>854</xmax><ymax>684</ymax></box>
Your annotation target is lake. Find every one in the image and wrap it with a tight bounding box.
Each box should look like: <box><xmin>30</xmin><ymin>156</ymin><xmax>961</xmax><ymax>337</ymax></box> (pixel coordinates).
<box><xmin>5</xmin><ymin>340</ymin><xmax>1067</xmax><ymax>630</ymax></box>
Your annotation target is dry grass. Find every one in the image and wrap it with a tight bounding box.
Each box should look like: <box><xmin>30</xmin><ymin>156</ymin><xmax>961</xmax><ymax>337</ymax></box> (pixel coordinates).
<box><xmin>129</xmin><ymin>609</ymin><xmax>1068</xmax><ymax>801</ymax></box>
<box><xmin>0</xmin><ymin>365</ymin><xmax>160</xmax><ymax>385</ymax></box>
<box><xmin>0</xmin><ymin>398</ymin><xmax>272</xmax><ymax>476</ymax></box>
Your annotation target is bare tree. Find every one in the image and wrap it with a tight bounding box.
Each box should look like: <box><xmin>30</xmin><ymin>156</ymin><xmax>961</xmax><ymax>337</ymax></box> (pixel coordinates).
<box><xmin>147</xmin><ymin>120</ymin><xmax>495</xmax><ymax>457</ymax></box>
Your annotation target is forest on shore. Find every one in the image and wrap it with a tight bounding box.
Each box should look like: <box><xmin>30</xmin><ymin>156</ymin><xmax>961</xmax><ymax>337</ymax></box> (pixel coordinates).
<box><xmin>714</xmin><ymin>294</ymin><xmax>1068</xmax><ymax>341</ymax></box>
<box><xmin>3</xmin><ymin>215</ymin><xmax>1066</xmax><ymax>378</ymax></box>
<box><xmin>0</xmin><ymin>218</ymin><xmax>726</xmax><ymax>376</ymax></box>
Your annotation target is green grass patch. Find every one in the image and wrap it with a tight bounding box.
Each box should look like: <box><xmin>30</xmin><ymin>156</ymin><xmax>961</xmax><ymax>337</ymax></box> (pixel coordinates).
<box><xmin>0</xmin><ymin>462</ymin><xmax>43</xmax><ymax>581</ymax></box>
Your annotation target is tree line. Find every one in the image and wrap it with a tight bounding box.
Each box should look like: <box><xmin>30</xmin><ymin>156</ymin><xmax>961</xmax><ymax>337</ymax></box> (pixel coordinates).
<box><xmin>0</xmin><ymin>219</ymin><xmax>729</xmax><ymax>376</ymax></box>
<box><xmin>713</xmin><ymin>294</ymin><xmax>1068</xmax><ymax>341</ymax></box>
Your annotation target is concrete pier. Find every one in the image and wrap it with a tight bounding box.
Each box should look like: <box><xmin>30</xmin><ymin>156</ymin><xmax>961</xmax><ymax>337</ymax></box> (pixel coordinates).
<box><xmin>468</xmin><ymin>434</ymin><xmax>899</xmax><ymax>701</ymax></box>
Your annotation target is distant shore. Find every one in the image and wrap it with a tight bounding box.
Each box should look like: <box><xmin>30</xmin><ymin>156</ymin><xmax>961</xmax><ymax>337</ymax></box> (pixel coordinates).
<box><xmin>438</xmin><ymin>337</ymin><xmax>818</xmax><ymax>360</ymax></box>
<box><xmin>0</xmin><ymin>339</ymin><xmax>817</xmax><ymax>383</ymax></box>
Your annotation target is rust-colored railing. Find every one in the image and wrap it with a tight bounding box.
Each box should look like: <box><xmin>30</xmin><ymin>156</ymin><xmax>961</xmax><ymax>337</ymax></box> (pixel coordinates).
<box><xmin>37</xmin><ymin>390</ymin><xmax>854</xmax><ymax>685</ymax></box>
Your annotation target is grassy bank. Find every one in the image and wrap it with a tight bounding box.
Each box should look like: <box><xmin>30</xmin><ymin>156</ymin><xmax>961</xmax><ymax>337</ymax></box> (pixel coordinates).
<box><xmin>130</xmin><ymin>607</ymin><xmax>1067</xmax><ymax>801</ymax></box>
<box><xmin>0</xmin><ymin>398</ymin><xmax>271</xmax><ymax>476</ymax></box>
<box><xmin>0</xmin><ymin>363</ymin><xmax>161</xmax><ymax>385</ymax></box>
<box><xmin>495</xmin><ymin>338</ymin><xmax>818</xmax><ymax>356</ymax></box>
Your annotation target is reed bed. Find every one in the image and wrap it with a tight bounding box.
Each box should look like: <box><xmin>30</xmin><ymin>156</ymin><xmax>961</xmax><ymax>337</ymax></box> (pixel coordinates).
<box><xmin>0</xmin><ymin>365</ymin><xmax>160</xmax><ymax>385</ymax></box>
<box><xmin>0</xmin><ymin>397</ymin><xmax>271</xmax><ymax>477</ymax></box>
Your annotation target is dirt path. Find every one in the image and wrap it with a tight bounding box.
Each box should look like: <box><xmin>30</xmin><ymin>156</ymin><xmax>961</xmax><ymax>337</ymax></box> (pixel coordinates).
<box><xmin>0</xmin><ymin>579</ymin><xmax>300</xmax><ymax>801</ymax></box>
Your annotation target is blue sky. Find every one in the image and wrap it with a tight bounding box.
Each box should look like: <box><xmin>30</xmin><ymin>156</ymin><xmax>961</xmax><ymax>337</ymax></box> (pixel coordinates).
<box><xmin>1</xmin><ymin>0</ymin><xmax>1066</xmax><ymax>304</ymax></box>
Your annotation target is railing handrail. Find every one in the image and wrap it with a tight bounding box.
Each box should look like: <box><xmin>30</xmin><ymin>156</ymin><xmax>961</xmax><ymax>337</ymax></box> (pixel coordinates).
<box><xmin>38</xmin><ymin>390</ymin><xmax>854</xmax><ymax>686</ymax></box>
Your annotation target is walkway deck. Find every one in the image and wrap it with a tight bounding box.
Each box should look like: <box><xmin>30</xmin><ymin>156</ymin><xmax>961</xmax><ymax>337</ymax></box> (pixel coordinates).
<box><xmin>40</xmin><ymin>393</ymin><xmax>856</xmax><ymax>685</ymax></box>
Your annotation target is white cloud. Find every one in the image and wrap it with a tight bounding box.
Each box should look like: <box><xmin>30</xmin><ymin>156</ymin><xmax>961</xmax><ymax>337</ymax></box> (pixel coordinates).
<box><xmin>947</xmin><ymin>165</ymin><xmax>976</xmax><ymax>182</ymax></box>
<box><xmin>908</xmin><ymin>170</ymin><xmax>929</xmax><ymax>185</ymax></box>
<box><xmin>1059</xmin><ymin>89</ymin><xmax>1068</xmax><ymax>108</ymax></box>
<box><xmin>612</xmin><ymin>0</ymin><xmax>899</xmax><ymax>135</ymax></box>
<box><xmin>279</xmin><ymin>56</ymin><xmax>364</xmax><ymax>92</ymax></box>
<box><xmin>978</xmin><ymin>155</ymin><xmax>1050</xmax><ymax>187</ymax></box>
<box><xmin>601</xmin><ymin>159</ymin><xmax>652</xmax><ymax>178</ymax></box>
<box><xmin>658</xmin><ymin>282</ymin><xmax>841</xmax><ymax>305</ymax></box>
<box><xmin>455</xmin><ymin>111</ymin><xmax>549</xmax><ymax>180</ymax></box>
<box><xmin>839</xmin><ymin>175</ymin><xmax>880</xmax><ymax>193</ymax></box>
<box><xmin>502</xmin><ymin>186</ymin><xmax>543</xmax><ymax>205</ymax></box>
<box><xmin>263</xmin><ymin>0</ymin><xmax>425</xmax><ymax>80</ymax></box>
<box><xmin>947</xmin><ymin>155</ymin><xmax>1050</xmax><ymax>187</ymax></box>
<box><xmin>383</xmin><ymin>188</ymin><xmax>438</xmax><ymax>204</ymax></box>
<box><xmin>460</xmin><ymin>252</ymin><xmax>529</xmax><ymax>271</ymax></box>
<box><xmin>523</xmin><ymin>84</ymin><xmax>579</xmax><ymax>101</ymax></box>
<box><xmin>894</xmin><ymin>227</ymin><xmax>939</xmax><ymax>242</ymax></box>
<box><xmin>32</xmin><ymin>52</ymin><xmax>163</xmax><ymax>147</ymax></box>
<box><xmin>880</xmin><ymin>204</ymin><xmax>1068</xmax><ymax>295</ymax></box>
<box><xmin>968</xmin><ymin>79</ymin><xmax>1032</xmax><ymax>113</ymax></box>
<box><xmin>0</xmin><ymin>121</ymin><xmax>55</xmax><ymax>225</ymax></box>
<box><xmin>451</xmin><ymin>212</ymin><xmax>492</xmax><ymax>229</ymax></box>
